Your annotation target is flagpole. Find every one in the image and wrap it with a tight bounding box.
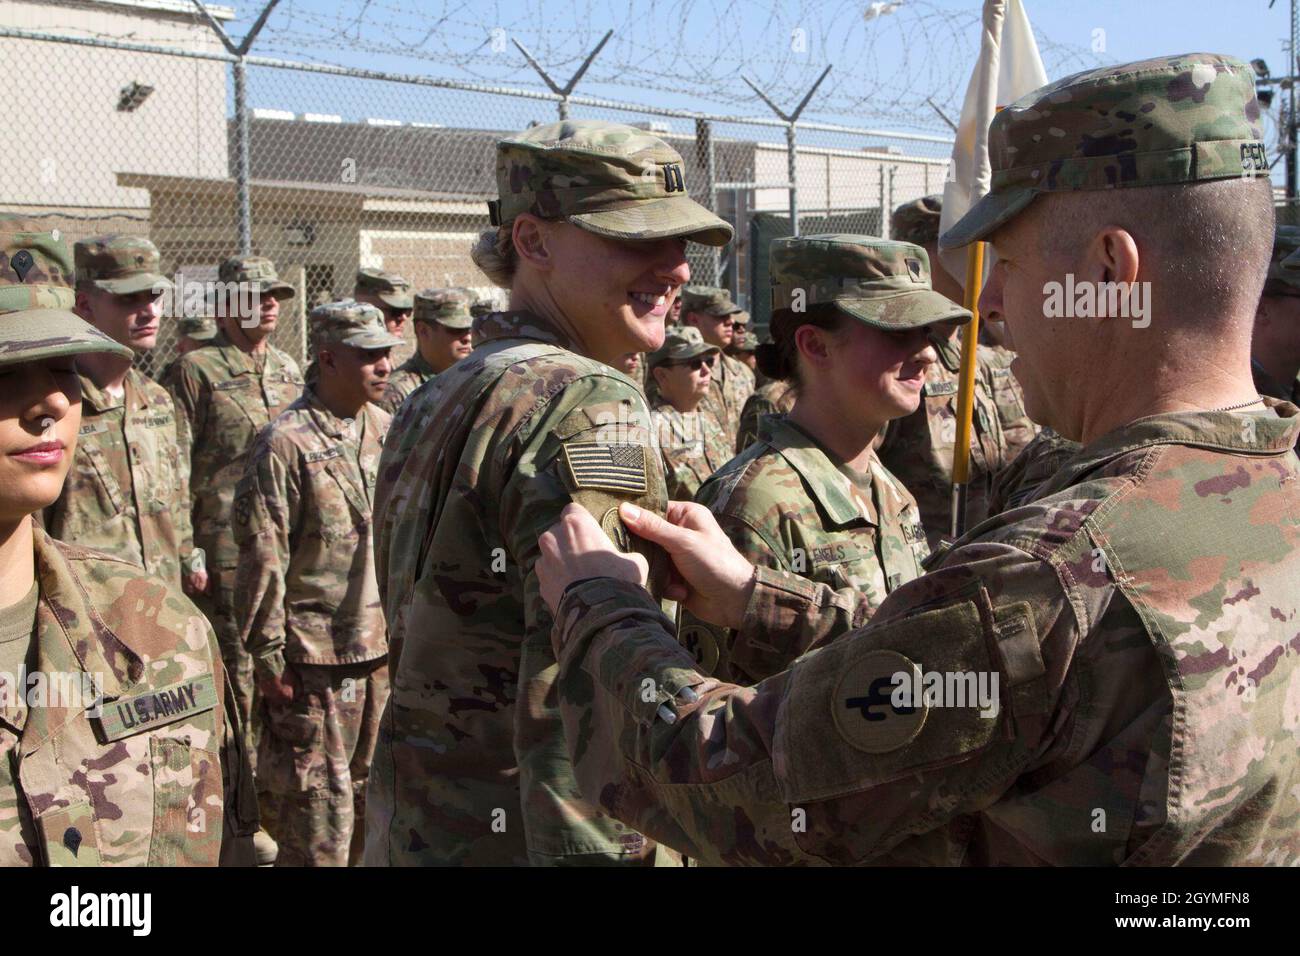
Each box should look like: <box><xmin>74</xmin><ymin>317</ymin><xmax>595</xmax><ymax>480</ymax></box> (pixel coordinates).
<box><xmin>950</xmin><ymin>241</ymin><xmax>985</xmax><ymax>539</ymax></box>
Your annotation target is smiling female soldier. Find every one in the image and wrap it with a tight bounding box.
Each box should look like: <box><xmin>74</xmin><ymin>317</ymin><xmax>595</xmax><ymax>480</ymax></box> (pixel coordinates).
<box><xmin>680</xmin><ymin>236</ymin><xmax>965</xmax><ymax>684</ymax></box>
<box><xmin>364</xmin><ymin>121</ymin><xmax>732</xmax><ymax>866</ymax></box>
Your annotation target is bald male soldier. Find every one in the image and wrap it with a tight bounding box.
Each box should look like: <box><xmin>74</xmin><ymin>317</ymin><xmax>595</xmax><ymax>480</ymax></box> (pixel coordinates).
<box><xmin>377</xmin><ymin>288</ymin><xmax>474</xmax><ymax>414</ymax></box>
<box><xmin>536</xmin><ymin>53</ymin><xmax>1300</xmax><ymax>866</ymax></box>
<box><xmin>45</xmin><ymin>236</ymin><xmax>204</xmax><ymax>594</ymax></box>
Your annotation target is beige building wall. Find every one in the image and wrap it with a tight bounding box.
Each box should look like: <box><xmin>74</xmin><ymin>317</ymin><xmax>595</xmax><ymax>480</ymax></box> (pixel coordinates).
<box><xmin>0</xmin><ymin>0</ymin><xmax>232</xmax><ymax>211</ymax></box>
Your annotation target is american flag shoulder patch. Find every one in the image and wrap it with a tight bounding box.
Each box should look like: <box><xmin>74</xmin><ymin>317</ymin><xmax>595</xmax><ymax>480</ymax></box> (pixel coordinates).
<box><xmin>562</xmin><ymin>442</ymin><xmax>648</xmax><ymax>494</ymax></box>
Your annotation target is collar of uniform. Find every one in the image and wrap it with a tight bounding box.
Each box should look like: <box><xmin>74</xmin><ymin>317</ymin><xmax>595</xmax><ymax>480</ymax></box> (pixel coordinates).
<box><xmin>1039</xmin><ymin>400</ymin><xmax>1300</xmax><ymax>498</ymax></box>
<box><xmin>301</xmin><ymin>386</ymin><xmax>357</xmax><ymax>441</ymax></box>
<box><xmin>210</xmin><ymin>328</ymin><xmax>284</xmax><ymax>377</ymax></box>
<box><xmin>932</xmin><ymin>333</ymin><xmax>962</xmax><ymax>373</ymax></box>
<box><xmin>401</xmin><ymin>350</ymin><xmax>436</xmax><ymax>379</ymax></box>
<box><xmin>472</xmin><ymin>310</ymin><xmax>580</xmax><ymax>351</ymax></box>
<box><xmin>78</xmin><ymin>366</ymin><xmax>148</xmax><ymax>414</ymax></box>
<box><xmin>18</xmin><ymin>530</ymin><xmax>143</xmax><ymax>752</ymax></box>
<box><xmin>758</xmin><ymin>415</ymin><xmax>875</xmax><ymax>527</ymax></box>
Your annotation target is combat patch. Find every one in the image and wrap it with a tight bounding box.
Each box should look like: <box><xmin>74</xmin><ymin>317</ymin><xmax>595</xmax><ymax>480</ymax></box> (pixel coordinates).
<box><xmin>833</xmin><ymin>649</ymin><xmax>928</xmax><ymax>754</ymax></box>
<box><xmin>562</xmin><ymin>441</ymin><xmax>648</xmax><ymax>494</ymax></box>
<box><xmin>95</xmin><ymin>673</ymin><xmax>217</xmax><ymax>741</ymax></box>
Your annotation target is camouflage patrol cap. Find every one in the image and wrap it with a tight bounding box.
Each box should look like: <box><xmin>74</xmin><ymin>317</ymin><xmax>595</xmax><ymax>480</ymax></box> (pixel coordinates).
<box><xmin>771</xmin><ymin>234</ymin><xmax>971</xmax><ymax>331</ymax></box>
<box><xmin>74</xmin><ymin>235</ymin><xmax>172</xmax><ymax>295</ymax></box>
<box><xmin>1265</xmin><ymin>225</ymin><xmax>1300</xmax><ymax>294</ymax></box>
<box><xmin>178</xmin><ymin>314</ymin><xmax>218</xmax><ymax>341</ymax></box>
<box><xmin>218</xmin><ymin>255</ymin><xmax>294</xmax><ymax>300</ymax></box>
<box><xmin>648</xmin><ymin>324</ymin><xmax>719</xmax><ymax>369</ymax></box>
<box><xmin>891</xmin><ymin>195</ymin><xmax>942</xmax><ymax>246</ymax></box>
<box><xmin>0</xmin><ymin>217</ymin><xmax>133</xmax><ymax>366</ymax></box>
<box><xmin>492</xmin><ymin>120</ymin><xmax>733</xmax><ymax>246</ymax></box>
<box><xmin>310</xmin><ymin>299</ymin><xmax>404</xmax><ymax>351</ymax></box>
<box><xmin>681</xmin><ymin>285</ymin><xmax>742</xmax><ymax>317</ymax></box>
<box><xmin>414</xmin><ymin>287</ymin><xmax>473</xmax><ymax>329</ymax></box>
<box><xmin>732</xmin><ymin>309</ymin><xmax>750</xmax><ymax>326</ymax></box>
<box><xmin>355</xmin><ymin>267</ymin><xmax>414</xmax><ymax>310</ymax></box>
<box><xmin>941</xmin><ymin>53</ymin><xmax>1266</xmax><ymax>250</ymax></box>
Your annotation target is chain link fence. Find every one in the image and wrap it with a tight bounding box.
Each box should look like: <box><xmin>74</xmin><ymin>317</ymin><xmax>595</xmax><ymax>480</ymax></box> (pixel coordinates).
<box><xmin>0</xmin><ymin>14</ymin><xmax>952</xmax><ymax>372</ymax></box>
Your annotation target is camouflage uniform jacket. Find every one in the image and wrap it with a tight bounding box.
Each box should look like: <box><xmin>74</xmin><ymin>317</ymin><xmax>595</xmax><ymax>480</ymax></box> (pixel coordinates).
<box><xmin>683</xmin><ymin>414</ymin><xmax>929</xmax><ymax>684</ymax></box>
<box><xmin>706</xmin><ymin>351</ymin><xmax>756</xmax><ymax>438</ymax></box>
<box><xmin>0</xmin><ymin>530</ymin><xmax>256</xmax><ymax>866</ymax></box>
<box><xmin>377</xmin><ymin>351</ymin><xmax>435</xmax><ymax>415</ymax></box>
<box><xmin>232</xmin><ymin>389</ymin><xmax>390</xmax><ymax>681</ymax></box>
<box><xmin>878</xmin><ymin>334</ymin><xmax>1006</xmax><ymax>549</ymax></box>
<box><xmin>737</xmin><ymin>379</ymin><xmax>794</xmax><ymax>453</ymax></box>
<box><xmin>980</xmin><ymin>345</ymin><xmax>1039</xmax><ymax>462</ymax></box>
<box><xmin>44</xmin><ymin>368</ymin><xmax>196</xmax><ymax>588</ymax></box>
<box><xmin>551</xmin><ymin>403</ymin><xmax>1300</xmax><ymax>865</ymax></box>
<box><xmin>650</xmin><ymin>399</ymin><xmax>733</xmax><ymax>501</ymax></box>
<box><xmin>163</xmin><ymin>331</ymin><xmax>304</xmax><ymax>568</ymax></box>
<box><xmin>988</xmin><ymin>427</ymin><xmax>1081</xmax><ymax>515</ymax></box>
<box><xmin>366</xmin><ymin>310</ymin><xmax>668</xmax><ymax>866</ymax></box>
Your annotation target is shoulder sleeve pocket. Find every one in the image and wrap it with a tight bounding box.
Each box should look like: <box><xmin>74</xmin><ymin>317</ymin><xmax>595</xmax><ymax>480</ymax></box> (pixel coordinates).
<box><xmin>773</xmin><ymin>588</ymin><xmax>1041</xmax><ymax>805</ymax></box>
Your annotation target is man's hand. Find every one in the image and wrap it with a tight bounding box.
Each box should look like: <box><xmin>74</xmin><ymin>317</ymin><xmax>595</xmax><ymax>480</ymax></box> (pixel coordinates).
<box><xmin>537</xmin><ymin>504</ymin><xmax>649</xmax><ymax>612</ymax></box>
<box><xmin>257</xmin><ymin>667</ymin><xmax>296</xmax><ymax>707</ymax></box>
<box><xmin>183</xmin><ymin>569</ymin><xmax>209</xmax><ymax>596</ymax></box>
<box><xmin>619</xmin><ymin>501</ymin><xmax>755</xmax><ymax>630</ymax></box>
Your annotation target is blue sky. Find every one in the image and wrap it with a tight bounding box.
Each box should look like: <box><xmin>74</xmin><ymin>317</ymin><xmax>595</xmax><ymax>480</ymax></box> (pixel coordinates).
<box><xmin>224</xmin><ymin>1</ymin><xmax>1295</xmax><ymax>143</ymax></box>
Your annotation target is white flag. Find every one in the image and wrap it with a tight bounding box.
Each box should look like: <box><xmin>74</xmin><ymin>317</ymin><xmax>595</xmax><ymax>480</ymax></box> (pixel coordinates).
<box><xmin>938</xmin><ymin>0</ymin><xmax>1048</xmax><ymax>284</ymax></box>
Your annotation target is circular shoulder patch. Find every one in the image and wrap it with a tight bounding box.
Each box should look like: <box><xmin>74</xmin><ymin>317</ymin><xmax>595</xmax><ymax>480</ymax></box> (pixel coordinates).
<box><xmin>832</xmin><ymin>649</ymin><xmax>928</xmax><ymax>754</ymax></box>
<box><xmin>678</xmin><ymin>623</ymin><xmax>720</xmax><ymax>674</ymax></box>
<box><xmin>600</xmin><ymin>507</ymin><xmax>632</xmax><ymax>552</ymax></box>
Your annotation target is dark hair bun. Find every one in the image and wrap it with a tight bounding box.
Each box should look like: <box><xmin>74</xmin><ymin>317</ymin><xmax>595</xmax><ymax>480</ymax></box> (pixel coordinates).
<box><xmin>754</xmin><ymin>341</ymin><xmax>786</xmax><ymax>380</ymax></box>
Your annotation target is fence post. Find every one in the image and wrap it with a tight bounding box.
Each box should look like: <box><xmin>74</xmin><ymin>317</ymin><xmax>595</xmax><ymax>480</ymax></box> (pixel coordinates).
<box><xmin>513</xmin><ymin>30</ymin><xmax>612</xmax><ymax>121</ymax></box>
<box><xmin>232</xmin><ymin>58</ymin><xmax>252</xmax><ymax>255</ymax></box>
<box><xmin>742</xmin><ymin>64</ymin><xmax>831</xmax><ymax>239</ymax></box>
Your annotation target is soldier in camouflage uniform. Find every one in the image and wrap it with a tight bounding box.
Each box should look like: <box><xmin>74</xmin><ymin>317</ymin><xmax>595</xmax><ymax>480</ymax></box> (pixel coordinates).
<box><xmin>874</xmin><ymin>263</ymin><xmax>1009</xmax><ymax>547</ymax></box>
<box><xmin>354</xmin><ymin>268</ymin><xmax>414</xmax><ymax>340</ymax></box>
<box><xmin>536</xmin><ymin>53</ymin><xmax>1300</xmax><ymax>866</ymax></box>
<box><xmin>681</xmin><ymin>285</ymin><xmax>754</xmax><ymax>440</ymax></box>
<box><xmin>163</xmin><ymin>256</ymin><xmax>304</xmax><ymax>801</ymax></box>
<box><xmin>987</xmin><ymin>426</ymin><xmax>1080</xmax><ymax>515</ymax></box>
<box><xmin>43</xmin><ymin>236</ymin><xmax>204</xmax><ymax>595</ymax></box>
<box><xmin>234</xmin><ymin>301</ymin><xmax>399</xmax><ymax>866</ymax></box>
<box><xmin>1251</xmin><ymin>224</ymin><xmax>1300</xmax><ymax>408</ymax></box>
<box><xmin>647</xmin><ymin>326</ymin><xmax>732</xmax><ymax>501</ymax></box>
<box><xmin>365</xmin><ymin>119</ymin><xmax>732</xmax><ymax>866</ymax></box>
<box><xmin>736</xmin><ymin>378</ymin><xmax>795</xmax><ymax>453</ymax></box>
<box><xmin>727</xmin><ymin>328</ymin><xmax>758</xmax><ymax>374</ymax></box>
<box><xmin>893</xmin><ymin>195</ymin><xmax>1038</xmax><ymax>462</ymax></box>
<box><xmin>0</xmin><ymin>219</ymin><xmax>257</xmax><ymax>866</ymax></box>
<box><xmin>377</xmin><ymin>287</ymin><xmax>474</xmax><ymax>414</ymax></box>
<box><xmin>681</xmin><ymin>236</ymin><xmax>952</xmax><ymax>685</ymax></box>
<box><xmin>176</xmin><ymin>314</ymin><xmax>218</xmax><ymax>356</ymax></box>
